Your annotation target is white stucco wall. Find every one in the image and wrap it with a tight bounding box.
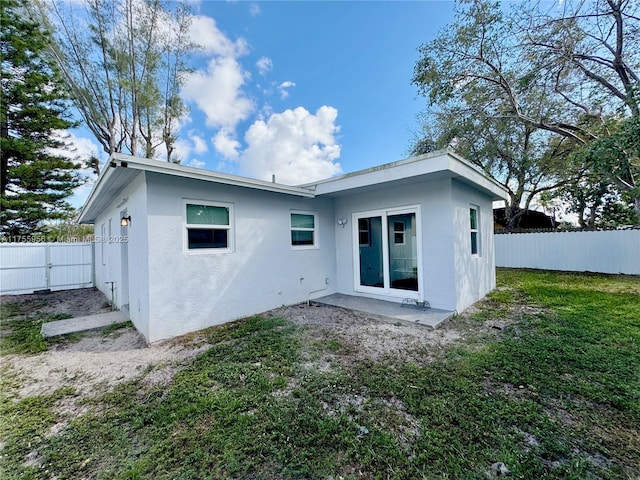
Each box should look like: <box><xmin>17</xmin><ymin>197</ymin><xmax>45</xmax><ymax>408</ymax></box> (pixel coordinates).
<box><xmin>144</xmin><ymin>173</ymin><xmax>336</xmax><ymax>342</ymax></box>
<box><xmin>332</xmin><ymin>178</ymin><xmax>459</xmax><ymax>311</ymax></box>
<box><xmin>93</xmin><ymin>171</ymin><xmax>150</xmax><ymax>339</ymax></box>
<box><xmin>451</xmin><ymin>180</ymin><xmax>496</xmax><ymax>312</ymax></box>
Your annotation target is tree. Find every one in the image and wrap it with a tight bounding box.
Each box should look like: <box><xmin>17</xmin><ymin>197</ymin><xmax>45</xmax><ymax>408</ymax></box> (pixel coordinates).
<box><xmin>411</xmin><ymin>104</ymin><xmax>582</xmax><ymax>229</ymax></box>
<box><xmin>413</xmin><ymin>0</ymin><xmax>640</xmax><ymax>221</ymax></box>
<box><xmin>411</xmin><ymin>0</ymin><xmax>583</xmax><ymax>228</ymax></box>
<box><xmin>29</xmin><ymin>0</ymin><xmax>193</xmax><ymax>164</ymax></box>
<box><xmin>1</xmin><ymin>0</ymin><xmax>83</xmax><ymax>237</ymax></box>
<box><xmin>559</xmin><ymin>170</ymin><xmax>638</xmax><ymax>227</ymax></box>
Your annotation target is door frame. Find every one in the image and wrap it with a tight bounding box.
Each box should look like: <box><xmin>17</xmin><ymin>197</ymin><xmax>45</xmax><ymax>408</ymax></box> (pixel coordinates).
<box><xmin>351</xmin><ymin>205</ymin><xmax>423</xmax><ymax>300</ymax></box>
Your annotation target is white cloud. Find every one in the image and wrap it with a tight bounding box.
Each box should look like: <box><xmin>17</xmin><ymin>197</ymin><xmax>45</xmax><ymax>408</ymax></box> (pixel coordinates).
<box><xmin>256</xmin><ymin>56</ymin><xmax>273</xmax><ymax>76</ymax></box>
<box><xmin>278</xmin><ymin>80</ymin><xmax>296</xmax><ymax>99</ymax></box>
<box><xmin>182</xmin><ymin>56</ymin><xmax>254</xmax><ymax>129</ymax></box>
<box><xmin>174</xmin><ymin>133</ymin><xmax>209</xmax><ymax>166</ymax></box>
<box><xmin>183</xmin><ymin>13</ymin><xmax>254</xmax><ymax>137</ymax></box>
<box><xmin>249</xmin><ymin>3</ymin><xmax>260</xmax><ymax>16</ymax></box>
<box><xmin>238</xmin><ymin>106</ymin><xmax>342</xmax><ymax>185</ymax></box>
<box><xmin>185</xmin><ymin>158</ymin><xmax>206</xmax><ymax>168</ymax></box>
<box><xmin>192</xmin><ymin>135</ymin><xmax>208</xmax><ymax>154</ymax></box>
<box><xmin>189</xmin><ymin>15</ymin><xmax>248</xmax><ymax>57</ymax></box>
<box><xmin>213</xmin><ymin>129</ymin><xmax>241</xmax><ymax>159</ymax></box>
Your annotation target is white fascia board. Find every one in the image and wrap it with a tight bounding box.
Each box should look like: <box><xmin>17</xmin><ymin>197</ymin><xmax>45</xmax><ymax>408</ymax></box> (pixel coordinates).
<box><xmin>446</xmin><ymin>153</ymin><xmax>509</xmax><ymax>201</ymax></box>
<box><xmin>110</xmin><ymin>153</ymin><xmax>315</xmax><ymax>197</ymax></box>
<box><xmin>307</xmin><ymin>149</ymin><xmax>509</xmax><ymax>200</ymax></box>
<box><xmin>78</xmin><ymin>153</ymin><xmax>316</xmax><ymax>223</ymax></box>
<box><xmin>77</xmin><ymin>162</ymin><xmax>120</xmax><ymax>224</ymax></box>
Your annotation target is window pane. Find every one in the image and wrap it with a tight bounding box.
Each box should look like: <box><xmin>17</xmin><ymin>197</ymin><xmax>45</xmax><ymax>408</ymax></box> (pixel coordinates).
<box><xmin>291</xmin><ymin>230</ymin><xmax>314</xmax><ymax>246</ymax></box>
<box><xmin>470</xmin><ymin>208</ymin><xmax>477</xmax><ymax>230</ymax></box>
<box><xmin>471</xmin><ymin>231</ymin><xmax>478</xmax><ymax>255</ymax></box>
<box><xmin>188</xmin><ymin>228</ymin><xmax>228</xmax><ymax>249</ymax></box>
<box><xmin>291</xmin><ymin>213</ymin><xmax>314</xmax><ymax>229</ymax></box>
<box><xmin>187</xmin><ymin>204</ymin><xmax>229</xmax><ymax>225</ymax></box>
<box><xmin>388</xmin><ymin>213</ymin><xmax>418</xmax><ymax>291</ymax></box>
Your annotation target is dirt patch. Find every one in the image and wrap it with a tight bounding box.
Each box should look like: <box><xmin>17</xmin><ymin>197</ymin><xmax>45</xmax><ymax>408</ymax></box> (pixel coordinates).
<box><xmin>268</xmin><ymin>303</ymin><xmax>461</xmax><ymax>364</ymax></box>
<box><xmin>1</xmin><ymin>288</ymin><xmax>209</xmax><ymax>410</ymax></box>
<box><xmin>1</xmin><ymin>287</ymin><xmax>112</xmax><ymax>318</ymax></box>
<box><xmin>2</xmin><ymin>289</ymin><xmax>463</xmax><ymax>417</ymax></box>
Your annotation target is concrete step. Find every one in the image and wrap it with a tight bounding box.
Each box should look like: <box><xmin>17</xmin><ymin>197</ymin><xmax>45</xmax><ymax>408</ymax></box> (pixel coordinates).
<box><xmin>41</xmin><ymin>311</ymin><xmax>129</xmax><ymax>338</ymax></box>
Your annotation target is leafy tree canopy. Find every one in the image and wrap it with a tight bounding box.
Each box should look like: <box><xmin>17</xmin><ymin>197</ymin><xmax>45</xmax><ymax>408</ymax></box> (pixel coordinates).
<box><xmin>412</xmin><ymin>0</ymin><xmax>640</xmax><ymax>225</ymax></box>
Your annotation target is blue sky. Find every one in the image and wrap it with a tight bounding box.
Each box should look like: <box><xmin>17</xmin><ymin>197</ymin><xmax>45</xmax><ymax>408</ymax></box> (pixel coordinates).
<box><xmin>70</xmin><ymin>1</ymin><xmax>458</xmax><ymax>204</ymax></box>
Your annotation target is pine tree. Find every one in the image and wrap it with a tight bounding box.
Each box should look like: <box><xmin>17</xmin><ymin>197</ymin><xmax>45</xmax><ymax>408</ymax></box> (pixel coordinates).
<box><xmin>1</xmin><ymin>0</ymin><xmax>82</xmax><ymax>237</ymax></box>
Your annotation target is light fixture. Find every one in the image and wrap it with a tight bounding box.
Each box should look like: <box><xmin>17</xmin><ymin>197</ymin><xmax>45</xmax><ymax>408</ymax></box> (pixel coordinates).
<box><xmin>120</xmin><ymin>215</ymin><xmax>131</xmax><ymax>227</ymax></box>
<box><xmin>337</xmin><ymin>218</ymin><xmax>348</xmax><ymax>228</ymax></box>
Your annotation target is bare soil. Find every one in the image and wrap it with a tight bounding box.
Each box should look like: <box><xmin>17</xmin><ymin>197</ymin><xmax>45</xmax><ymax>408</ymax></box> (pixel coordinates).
<box><xmin>1</xmin><ymin>288</ymin><xmax>464</xmax><ymax>411</ymax></box>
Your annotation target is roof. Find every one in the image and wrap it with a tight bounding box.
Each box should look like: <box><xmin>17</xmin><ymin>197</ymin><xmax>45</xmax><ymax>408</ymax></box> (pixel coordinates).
<box><xmin>78</xmin><ymin>153</ymin><xmax>315</xmax><ymax>223</ymax></box>
<box><xmin>305</xmin><ymin>149</ymin><xmax>509</xmax><ymax>200</ymax></box>
<box><xmin>79</xmin><ymin>150</ymin><xmax>509</xmax><ymax>224</ymax></box>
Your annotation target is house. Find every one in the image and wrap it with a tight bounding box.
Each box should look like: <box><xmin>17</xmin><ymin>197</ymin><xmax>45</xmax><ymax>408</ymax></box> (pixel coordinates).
<box><xmin>79</xmin><ymin>149</ymin><xmax>508</xmax><ymax>343</ymax></box>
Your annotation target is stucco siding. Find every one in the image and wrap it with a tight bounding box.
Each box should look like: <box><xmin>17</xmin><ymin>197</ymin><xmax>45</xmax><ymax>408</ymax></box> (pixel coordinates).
<box><xmin>451</xmin><ymin>179</ymin><xmax>496</xmax><ymax>312</ymax></box>
<box><xmin>333</xmin><ymin>178</ymin><xmax>458</xmax><ymax>310</ymax></box>
<box><xmin>93</xmin><ymin>171</ymin><xmax>150</xmax><ymax>339</ymax></box>
<box><xmin>144</xmin><ymin>173</ymin><xmax>336</xmax><ymax>342</ymax></box>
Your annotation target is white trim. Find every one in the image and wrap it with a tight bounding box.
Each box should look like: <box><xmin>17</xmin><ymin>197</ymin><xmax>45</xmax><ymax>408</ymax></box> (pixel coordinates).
<box><xmin>182</xmin><ymin>199</ymin><xmax>235</xmax><ymax>255</ymax></box>
<box><xmin>351</xmin><ymin>205</ymin><xmax>423</xmax><ymax>301</ymax></box>
<box><xmin>290</xmin><ymin>210</ymin><xmax>318</xmax><ymax>250</ymax></box>
<box><xmin>470</xmin><ymin>204</ymin><xmax>480</xmax><ymax>257</ymax></box>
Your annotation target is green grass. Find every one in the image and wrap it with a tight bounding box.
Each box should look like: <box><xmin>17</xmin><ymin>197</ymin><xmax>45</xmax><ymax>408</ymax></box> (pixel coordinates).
<box><xmin>1</xmin><ymin>269</ymin><xmax>638</xmax><ymax>479</ymax></box>
<box><xmin>0</xmin><ymin>311</ymin><xmax>73</xmax><ymax>355</ymax></box>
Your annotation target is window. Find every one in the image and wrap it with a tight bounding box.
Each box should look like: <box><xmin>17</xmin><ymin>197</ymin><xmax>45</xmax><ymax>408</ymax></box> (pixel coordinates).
<box><xmin>358</xmin><ymin>218</ymin><xmax>370</xmax><ymax>246</ymax></box>
<box><xmin>291</xmin><ymin>212</ymin><xmax>316</xmax><ymax>247</ymax></box>
<box><xmin>393</xmin><ymin>221</ymin><xmax>405</xmax><ymax>245</ymax></box>
<box><xmin>185</xmin><ymin>201</ymin><xmax>233</xmax><ymax>252</ymax></box>
<box><xmin>470</xmin><ymin>206</ymin><xmax>479</xmax><ymax>255</ymax></box>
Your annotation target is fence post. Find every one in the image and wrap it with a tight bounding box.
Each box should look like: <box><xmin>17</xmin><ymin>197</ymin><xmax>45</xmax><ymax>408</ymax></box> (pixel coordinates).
<box><xmin>45</xmin><ymin>244</ymin><xmax>51</xmax><ymax>289</ymax></box>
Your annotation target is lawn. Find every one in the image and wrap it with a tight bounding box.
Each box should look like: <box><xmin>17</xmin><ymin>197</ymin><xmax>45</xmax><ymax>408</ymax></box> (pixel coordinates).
<box><xmin>1</xmin><ymin>269</ymin><xmax>639</xmax><ymax>479</ymax></box>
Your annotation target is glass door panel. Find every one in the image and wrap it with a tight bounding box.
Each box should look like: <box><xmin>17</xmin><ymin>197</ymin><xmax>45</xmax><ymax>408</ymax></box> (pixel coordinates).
<box><xmin>388</xmin><ymin>213</ymin><xmax>418</xmax><ymax>291</ymax></box>
<box><xmin>358</xmin><ymin>216</ymin><xmax>383</xmax><ymax>287</ymax></box>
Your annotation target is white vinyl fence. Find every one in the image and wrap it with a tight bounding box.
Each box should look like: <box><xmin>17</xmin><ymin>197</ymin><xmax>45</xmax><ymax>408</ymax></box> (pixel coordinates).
<box><xmin>0</xmin><ymin>243</ymin><xmax>94</xmax><ymax>295</ymax></box>
<box><xmin>495</xmin><ymin>229</ymin><xmax>640</xmax><ymax>275</ymax></box>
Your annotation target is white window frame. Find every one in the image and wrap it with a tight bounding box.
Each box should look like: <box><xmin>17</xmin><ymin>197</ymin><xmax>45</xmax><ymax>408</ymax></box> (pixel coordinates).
<box><xmin>290</xmin><ymin>210</ymin><xmax>318</xmax><ymax>250</ymax></box>
<box><xmin>183</xmin><ymin>199</ymin><xmax>234</xmax><ymax>255</ymax></box>
<box><xmin>470</xmin><ymin>205</ymin><xmax>480</xmax><ymax>256</ymax></box>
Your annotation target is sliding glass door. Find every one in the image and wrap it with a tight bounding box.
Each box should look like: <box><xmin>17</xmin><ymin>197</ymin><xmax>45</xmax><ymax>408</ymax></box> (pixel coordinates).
<box><xmin>354</xmin><ymin>207</ymin><xmax>421</xmax><ymax>299</ymax></box>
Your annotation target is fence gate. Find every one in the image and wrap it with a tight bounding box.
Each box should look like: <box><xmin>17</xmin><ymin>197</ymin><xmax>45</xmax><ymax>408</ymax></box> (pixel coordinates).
<box><xmin>0</xmin><ymin>243</ymin><xmax>94</xmax><ymax>295</ymax></box>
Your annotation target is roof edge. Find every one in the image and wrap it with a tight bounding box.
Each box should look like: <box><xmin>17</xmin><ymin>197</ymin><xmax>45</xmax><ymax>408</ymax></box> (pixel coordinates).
<box><xmin>78</xmin><ymin>153</ymin><xmax>316</xmax><ymax>223</ymax></box>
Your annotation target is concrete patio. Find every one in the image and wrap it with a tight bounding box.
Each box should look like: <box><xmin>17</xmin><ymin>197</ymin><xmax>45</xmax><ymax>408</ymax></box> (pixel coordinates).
<box><xmin>313</xmin><ymin>293</ymin><xmax>455</xmax><ymax>329</ymax></box>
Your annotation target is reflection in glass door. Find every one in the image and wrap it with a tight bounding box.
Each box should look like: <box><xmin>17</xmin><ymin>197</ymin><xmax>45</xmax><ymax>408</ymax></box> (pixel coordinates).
<box><xmin>358</xmin><ymin>216</ymin><xmax>383</xmax><ymax>287</ymax></box>
<box><xmin>388</xmin><ymin>213</ymin><xmax>418</xmax><ymax>291</ymax></box>
<box><xmin>354</xmin><ymin>208</ymin><xmax>420</xmax><ymax>297</ymax></box>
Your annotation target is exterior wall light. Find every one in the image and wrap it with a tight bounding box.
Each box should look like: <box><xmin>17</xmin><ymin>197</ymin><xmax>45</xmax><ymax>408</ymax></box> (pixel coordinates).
<box><xmin>337</xmin><ymin>218</ymin><xmax>348</xmax><ymax>227</ymax></box>
<box><xmin>120</xmin><ymin>215</ymin><xmax>131</xmax><ymax>227</ymax></box>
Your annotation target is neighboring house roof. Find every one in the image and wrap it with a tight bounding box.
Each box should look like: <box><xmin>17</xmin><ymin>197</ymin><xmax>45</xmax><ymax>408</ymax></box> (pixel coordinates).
<box><xmin>79</xmin><ymin>149</ymin><xmax>508</xmax><ymax>224</ymax></box>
